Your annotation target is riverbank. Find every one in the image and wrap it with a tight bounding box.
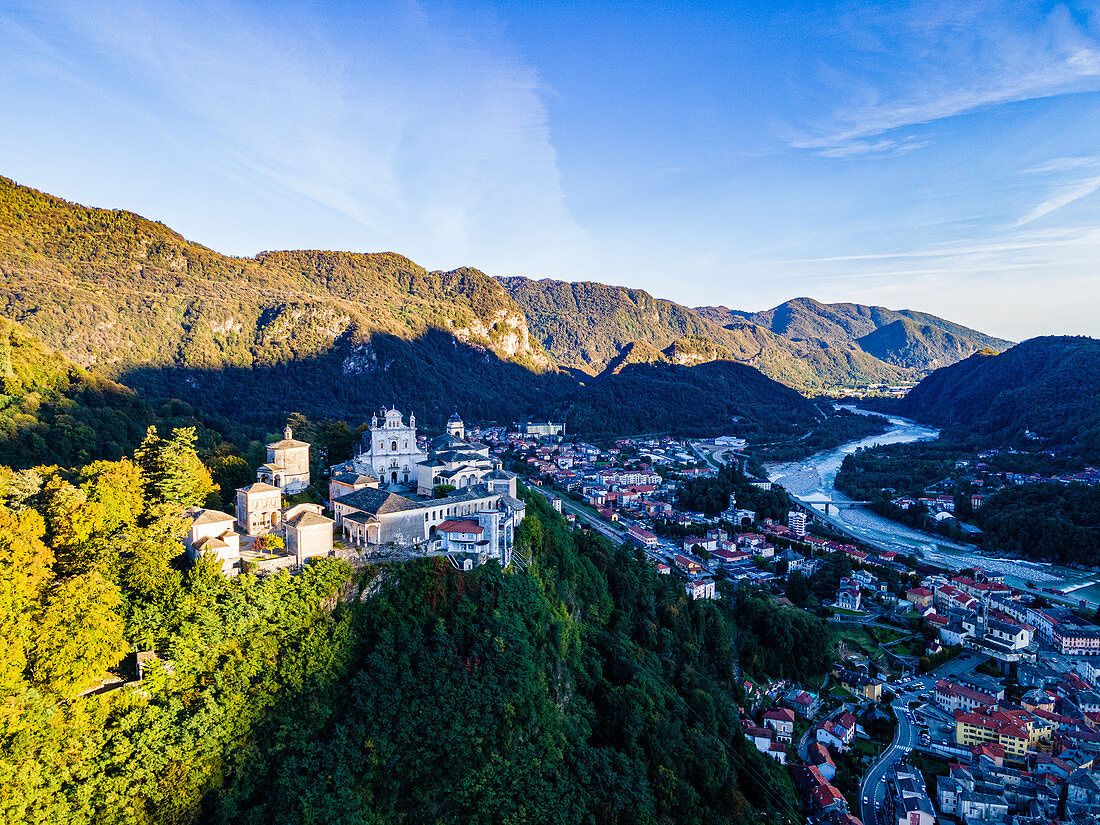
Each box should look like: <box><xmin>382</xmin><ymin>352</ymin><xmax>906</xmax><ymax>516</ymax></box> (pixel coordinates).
<box><xmin>763</xmin><ymin>411</ymin><xmax>1100</xmax><ymax>608</ymax></box>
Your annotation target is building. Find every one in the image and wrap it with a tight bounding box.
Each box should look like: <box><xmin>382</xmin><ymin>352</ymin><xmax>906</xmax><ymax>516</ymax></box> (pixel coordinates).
<box><xmin>933</xmin><ymin>679</ymin><xmax>998</xmax><ymax>713</ymax></box>
<box><xmin>807</xmin><ymin>742</ymin><xmax>836</xmax><ymax>781</ymax></box>
<box><xmin>332</xmin><ymin>482</ymin><xmax>524</xmax><ymax>566</ymax></box>
<box><xmin>763</xmin><ymin>706</ymin><xmax>795</xmax><ymax>743</ymax></box>
<box><xmin>938</xmin><ymin>757</ymin><xmax>1063</xmax><ymax>823</ymax></box>
<box><xmin>628</xmin><ymin>524</ymin><xmax>659</xmax><ymax>548</ymax></box>
<box><xmin>183</xmin><ymin>506</ymin><xmax>240</xmax><ymax>576</ymax></box>
<box><xmin>685</xmin><ymin>578</ymin><xmax>717</xmax><ymax>600</ymax></box>
<box><xmin>328</xmin><ymin>470</ymin><xmax>379</xmax><ymax>512</ymax></box>
<box><xmin>836</xmin><ymin>668</ymin><xmax>882</xmax><ymax>701</ymax></box>
<box><xmin>784</xmin><ymin>686</ymin><xmax>822</xmax><ymax>718</ymax></box>
<box><xmin>836</xmin><ymin>577</ymin><xmax>862</xmax><ymax>611</ymax></box>
<box><xmin>743</xmin><ymin>723</ymin><xmax>786</xmax><ymax>764</ymax></box>
<box><xmin>953</xmin><ymin>707</ymin><xmax>1055</xmax><ymax>762</ymax></box>
<box><xmin>257</xmin><ymin>426</ymin><xmax>311</xmax><ymax>493</ymax></box>
<box><xmin>416</xmin><ymin>414</ymin><xmax>504</xmax><ymax>495</ymax></box>
<box><xmin>882</xmin><ymin>765</ymin><xmax>936</xmax><ymax>825</ymax></box>
<box><xmin>352</xmin><ymin>408</ymin><xmax>428</xmax><ymax>485</ymax></box>
<box><xmin>514</xmin><ymin>421</ymin><xmax>565</xmax><ymax>437</ymax></box>
<box><xmin>236</xmin><ymin>482</ymin><xmax>283</xmax><ymax>536</ymax></box>
<box><xmin>787</xmin><ymin>510</ymin><xmax>807</xmax><ymax>537</ymax></box>
<box><xmin>1054</xmin><ymin>620</ymin><xmax>1100</xmax><ymax>656</ymax></box>
<box><xmin>906</xmin><ymin>586</ymin><xmax>933</xmax><ymax>608</ymax></box>
<box><xmin>284</xmin><ymin>503</ymin><xmax>334</xmax><ymax>564</ymax></box>
<box><xmin>815</xmin><ymin>710</ymin><xmax>857</xmax><ymax>752</ymax></box>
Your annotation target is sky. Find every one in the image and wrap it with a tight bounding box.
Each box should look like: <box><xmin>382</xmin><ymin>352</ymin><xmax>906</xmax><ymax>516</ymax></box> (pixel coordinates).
<box><xmin>2</xmin><ymin>0</ymin><xmax>1100</xmax><ymax>340</ymax></box>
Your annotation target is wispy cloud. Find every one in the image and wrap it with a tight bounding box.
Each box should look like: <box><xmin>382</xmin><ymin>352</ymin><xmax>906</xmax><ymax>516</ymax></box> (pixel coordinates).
<box><xmin>13</xmin><ymin>0</ymin><xmax>588</xmax><ymax>270</ymax></box>
<box><xmin>1015</xmin><ymin>175</ymin><xmax>1100</xmax><ymax>226</ymax></box>
<box><xmin>786</xmin><ymin>2</ymin><xmax>1100</xmax><ymax>156</ymax></box>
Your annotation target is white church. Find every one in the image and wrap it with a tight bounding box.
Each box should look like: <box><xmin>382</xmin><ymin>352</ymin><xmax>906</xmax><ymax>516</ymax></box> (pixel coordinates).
<box><xmin>332</xmin><ymin>408</ymin><xmax>524</xmax><ymax>565</ymax></box>
<box><xmin>353</xmin><ymin>407</ymin><xmax>428</xmax><ymax>485</ymax></box>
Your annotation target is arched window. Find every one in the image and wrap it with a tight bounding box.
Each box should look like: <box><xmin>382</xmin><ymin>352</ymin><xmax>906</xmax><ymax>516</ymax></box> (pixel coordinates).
<box><xmin>391</xmin><ymin>441</ymin><xmax>397</xmax><ymax>451</ymax></box>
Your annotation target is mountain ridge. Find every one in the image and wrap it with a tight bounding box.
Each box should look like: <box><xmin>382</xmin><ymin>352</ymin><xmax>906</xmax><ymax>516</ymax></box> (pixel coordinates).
<box><xmin>894</xmin><ymin>335</ymin><xmax>1100</xmax><ymax>459</ymax></box>
<box><xmin>503</xmin><ymin>277</ymin><xmax>1010</xmax><ymax>391</ymax></box>
<box><xmin>0</xmin><ymin>175</ymin><xmax>830</xmax><ymax>443</ymax></box>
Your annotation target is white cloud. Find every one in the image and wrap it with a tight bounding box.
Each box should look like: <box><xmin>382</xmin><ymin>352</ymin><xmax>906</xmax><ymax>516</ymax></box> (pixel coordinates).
<box><xmin>14</xmin><ymin>0</ymin><xmax>588</xmax><ymax>271</ymax></box>
<box><xmin>1015</xmin><ymin>175</ymin><xmax>1100</xmax><ymax>226</ymax></box>
<box><xmin>787</xmin><ymin>2</ymin><xmax>1100</xmax><ymax>156</ymax></box>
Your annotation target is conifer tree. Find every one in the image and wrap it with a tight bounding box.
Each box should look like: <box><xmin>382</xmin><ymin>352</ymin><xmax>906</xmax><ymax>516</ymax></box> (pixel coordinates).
<box><xmin>134</xmin><ymin>426</ymin><xmax>217</xmax><ymax>508</ymax></box>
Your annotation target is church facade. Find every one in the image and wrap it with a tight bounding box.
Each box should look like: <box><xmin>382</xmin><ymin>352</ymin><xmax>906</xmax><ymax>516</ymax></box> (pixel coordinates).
<box><xmin>352</xmin><ymin>408</ymin><xmax>428</xmax><ymax>485</ymax></box>
<box><xmin>331</xmin><ymin>408</ymin><xmax>524</xmax><ymax>565</ymax></box>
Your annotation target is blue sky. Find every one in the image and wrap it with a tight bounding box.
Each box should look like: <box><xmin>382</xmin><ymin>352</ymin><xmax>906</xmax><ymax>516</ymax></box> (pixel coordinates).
<box><xmin>2</xmin><ymin>0</ymin><xmax>1100</xmax><ymax>340</ymax></box>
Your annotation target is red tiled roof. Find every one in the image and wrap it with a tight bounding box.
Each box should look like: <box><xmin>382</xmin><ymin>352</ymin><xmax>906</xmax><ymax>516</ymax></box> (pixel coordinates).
<box><xmin>437</xmin><ymin>519</ymin><xmax>482</xmax><ymax>534</ymax></box>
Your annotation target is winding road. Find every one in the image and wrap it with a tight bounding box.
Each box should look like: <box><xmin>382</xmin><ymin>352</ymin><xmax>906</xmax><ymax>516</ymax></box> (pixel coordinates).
<box><xmin>858</xmin><ymin>686</ymin><xmax>921</xmax><ymax>825</ymax></box>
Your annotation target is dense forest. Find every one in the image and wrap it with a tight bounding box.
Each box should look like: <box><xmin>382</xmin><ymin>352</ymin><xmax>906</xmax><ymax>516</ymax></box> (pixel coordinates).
<box><xmin>974</xmin><ymin>483</ymin><xmax>1100</xmax><ymax>567</ymax></box>
<box><xmin>676</xmin><ymin>462</ymin><xmax>792</xmax><ymax>520</ymax></box>
<box><xmin>0</xmin><ymin>432</ymin><xmax>812</xmax><ymax>824</ymax></box>
<box><xmin>891</xmin><ymin>336</ymin><xmax>1100</xmax><ymax>461</ymax></box>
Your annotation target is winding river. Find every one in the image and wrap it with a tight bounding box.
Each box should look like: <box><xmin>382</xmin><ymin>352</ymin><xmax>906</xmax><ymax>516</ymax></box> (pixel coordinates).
<box><xmin>763</xmin><ymin>407</ymin><xmax>1100</xmax><ymax>606</ymax></box>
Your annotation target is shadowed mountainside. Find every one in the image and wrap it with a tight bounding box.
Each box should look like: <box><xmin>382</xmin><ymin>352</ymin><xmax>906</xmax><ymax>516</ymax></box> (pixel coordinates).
<box><xmin>894</xmin><ymin>336</ymin><xmax>1100</xmax><ymax>458</ymax></box>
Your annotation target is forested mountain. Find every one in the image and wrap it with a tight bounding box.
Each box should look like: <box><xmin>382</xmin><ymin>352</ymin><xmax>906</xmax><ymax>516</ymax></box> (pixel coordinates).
<box><xmin>0</xmin><ymin>434</ymin><xmax>816</xmax><ymax>824</ymax></box>
<box><xmin>0</xmin><ymin>316</ymin><xmax>153</xmax><ymax>467</ymax></box>
<box><xmin>895</xmin><ymin>336</ymin><xmax>1100</xmax><ymax>459</ymax></box>
<box><xmin>0</xmin><ymin>175</ymin><xmax>867</xmax><ymax>446</ymax></box>
<box><xmin>697</xmin><ymin>297</ymin><xmax>1011</xmax><ymax>378</ymax></box>
<box><xmin>503</xmin><ymin>279</ymin><xmax>1008</xmax><ymax>391</ymax></box>
<box><xmin>855</xmin><ymin>319</ymin><xmax>985</xmax><ymax>370</ymax></box>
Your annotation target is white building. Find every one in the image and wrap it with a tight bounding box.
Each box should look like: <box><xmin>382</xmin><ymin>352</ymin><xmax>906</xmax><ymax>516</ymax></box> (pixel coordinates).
<box><xmin>236</xmin><ymin>482</ymin><xmax>282</xmax><ymax>536</ymax></box>
<box><xmin>183</xmin><ymin>506</ymin><xmax>241</xmax><ymax>576</ymax></box>
<box><xmin>353</xmin><ymin>408</ymin><xmax>427</xmax><ymax>485</ymax></box>
<box><xmin>788</xmin><ymin>510</ymin><xmax>807</xmax><ymax>537</ymax></box>
<box><xmin>686</xmin><ymin>578</ymin><xmax>717</xmax><ymax>600</ymax></box>
<box><xmin>257</xmin><ymin>426</ymin><xmax>311</xmax><ymax>493</ymax></box>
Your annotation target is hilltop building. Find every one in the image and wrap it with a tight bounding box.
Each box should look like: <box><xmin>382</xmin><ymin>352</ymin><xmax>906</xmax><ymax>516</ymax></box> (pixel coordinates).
<box><xmin>236</xmin><ymin>482</ymin><xmax>282</xmax><ymax>536</ymax></box>
<box><xmin>353</xmin><ymin>408</ymin><xmax>428</xmax><ymax>485</ymax></box>
<box><xmin>331</xmin><ymin>408</ymin><xmax>524</xmax><ymax>564</ymax></box>
<box><xmin>257</xmin><ymin>426</ymin><xmax>310</xmax><ymax>493</ymax></box>
<box><xmin>184</xmin><ymin>506</ymin><xmax>241</xmax><ymax>576</ymax></box>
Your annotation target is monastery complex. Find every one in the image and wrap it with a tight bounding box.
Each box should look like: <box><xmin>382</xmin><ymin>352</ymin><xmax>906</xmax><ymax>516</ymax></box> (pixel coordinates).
<box><xmin>183</xmin><ymin>410</ymin><xmax>525</xmax><ymax>576</ymax></box>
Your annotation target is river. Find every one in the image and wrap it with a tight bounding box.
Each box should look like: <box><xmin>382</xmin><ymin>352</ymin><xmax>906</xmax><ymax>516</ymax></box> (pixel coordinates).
<box><xmin>763</xmin><ymin>407</ymin><xmax>1100</xmax><ymax>605</ymax></box>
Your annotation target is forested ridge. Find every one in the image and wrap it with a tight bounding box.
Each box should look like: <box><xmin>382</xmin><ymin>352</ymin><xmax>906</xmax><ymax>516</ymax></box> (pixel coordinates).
<box><xmin>894</xmin><ymin>336</ymin><xmax>1100</xmax><ymax>460</ymax></box>
<box><xmin>0</xmin><ymin>175</ymin><xmax>848</xmax><ymax>445</ymax></box>
<box><xmin>0</xmin><ymin>423</ymin><xmax>817</xmax><ymax>823</ymax></box>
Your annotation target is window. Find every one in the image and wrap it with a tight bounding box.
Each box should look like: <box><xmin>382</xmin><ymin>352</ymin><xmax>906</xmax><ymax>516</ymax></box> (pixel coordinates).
<box><xmin>391</xmin><ymin>441</ymin><xmax>397</xmax><ymax>451</ymax></box>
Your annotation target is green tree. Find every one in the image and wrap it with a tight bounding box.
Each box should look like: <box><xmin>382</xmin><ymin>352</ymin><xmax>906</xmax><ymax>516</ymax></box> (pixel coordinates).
<box><xmin>785</xmin><ymin>571</ymin><xmax>809</xmax><ymax>607</ymax></box>
<box><xmin>0</xmin><ymin>508</ymin><xmax>53</xmax><ymax>697</ymax></box>
<box><xmin>134</xmin><ymin>426</ymin><xmax>217</xmax><ymax>507</ymax></box>
<box><xmin>31</xmin><ymin>570</ymin><xmax>126</xmax><ymax>698</ymax></box>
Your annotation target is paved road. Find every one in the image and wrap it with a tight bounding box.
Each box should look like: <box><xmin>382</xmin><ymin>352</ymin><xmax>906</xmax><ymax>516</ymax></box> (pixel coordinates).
<box><xmin>859</xmin><ymin>690</ymin><xmax>918</xmax><ymax>825</ymax></box>
<box><xmin>531</xmin><ymin>486</ymin><xmax>628</xmax><ymax>545</ymax></box>
<box><xmin>857</xmin><ymin>655</ymin><xmax>985</xmax><ymax>825</ymax></box>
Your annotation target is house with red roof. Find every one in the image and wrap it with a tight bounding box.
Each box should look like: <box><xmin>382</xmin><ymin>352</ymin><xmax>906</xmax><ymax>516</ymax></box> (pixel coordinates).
<box><xmin>763</xmin><ymin>706</ymin><xmax>795</xmax><ymax>742</ymax></box>
<box><xmin>807</xmin><ymin>741</ymin><xmax>836</xmax><ymax>781</ymax></box>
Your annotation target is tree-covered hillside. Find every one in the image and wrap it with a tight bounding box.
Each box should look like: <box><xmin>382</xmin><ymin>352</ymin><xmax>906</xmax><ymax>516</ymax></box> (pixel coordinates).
<box><xmin>502</xmin><ymin>277</ymin><xmax>914</xmax><ymax>390</ymax></box>
<box><xmin>694</xmin><ymin>298</ymin><xmax>1011</xmax><ymax>386</ymax></box>
<box><xmin>0</xmin><ymin>176</ymin><xmax>840</xmax><ymax>445</ymax></box>
<box><xmin>896</xmin><ymin>336</ymin><xmax>1100</xmax><ymax>460</ymax></box>
<box><xmin>0</xmin><ymin>432</ymin><xmax>811</xmax><ymax>824</ymax></box>
<box><xmin>0</xmin><ymin>316</ymin><xmax>153</xmax><ymax>467</ymax></box>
